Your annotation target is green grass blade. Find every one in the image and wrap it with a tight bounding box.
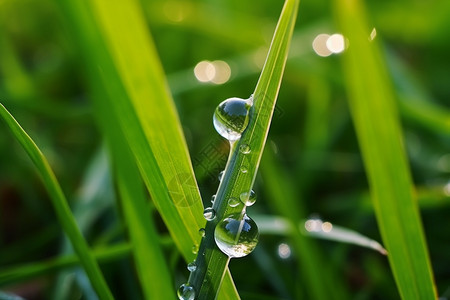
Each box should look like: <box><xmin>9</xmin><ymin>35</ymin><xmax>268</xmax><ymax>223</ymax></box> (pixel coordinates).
<box><xmin>0</xmin><ymin>243</ymin><xmax>131</xmax><ymax>287</ymax></box>
<box><xmin>0</xmin><ymin>104</ymin><xmax>114</xmax><ymax>300</ymax></box>
<box><xmin>99</xmin><ymin>100</ymin><xmax>175</xmax><ymax>299</ymax></box>
<box><xmin>188</xmin><ymin>0</ymin><xmax>300</xmax><ymax>298</ymax></box>
<box><xmin>114</xmin><ymin>149</ymin><xmax>175</xmax><ymax>300</ymax></box>
<box><xmin>59</xmin><ymin>0</ymin><xmax>239</xmax><ymax>297</ymax></box>
<box><xmin>261</xmin><ymin>149</ymin><xmax>348</xmax><ymax>300</ymax></box>
<box><xmin>333</xmin><ymin>0</ymin><xmax>437</xmax><ymax>298</ymax></box>
<box><xmin>60</xmin><ymin>0</ymin><xmax>203</xmax><ymax>262</ymax></box>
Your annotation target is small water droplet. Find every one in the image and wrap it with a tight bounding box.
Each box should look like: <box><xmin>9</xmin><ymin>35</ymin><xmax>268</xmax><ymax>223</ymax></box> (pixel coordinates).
<box><xmin>240</xmin><ymin>166</ymin><xmax>248</xmax><ymax>173</ymax></box>
<box><xmin>211</xmin><ymin>195</ymin><xmax>216</xmax><ymax>204</ymax></box>
<box><xmin>187</xmin><ymin>261</ymin><xmax>197</xmax><ymax>272</ymax></box>
<box><xmin>177</xmin><ymin>283</ymin><xmax>195</xmax><ymax>300</ymax></box>
<box><xmin>218</xmin><ymin>170</ymin><xmax>224</xmax><ymax>181</ymax></box>
<box><xmin>199</xmin><ymin>228</ymin><xmax>206</xmax><ymax>237</ymax></box>
<box><xmin>228</xmin><ymin>197</ymin><xmax>241</xmax><ymax>207</ymax></box>
<box><xmin>214</xmin><ymin>213</ymin><xmax>259</xmax><ymax>258</ymax></box>
<box><xmin>248</xmin><ymin>94</ymin><xmax>254</xmax><ymax>106</ymax></box>
<box><xmin>239</xmin><ymin>144</ymin><xmax>251</xmax><ymax>154</ymax></box>
<box><xmin>192</xmin><ymin>244</ymin><xmax>199</xmax><ymax>254</ymax></box>
<box><xmin>240</xmin><ymin>190</ymin><xmax>256</xmax><ymax>206</ymax></box>
<box><xmin>213</xmin><ymin>97</ymin><xmax>251</xmax><ymax>141</ymax></box>
<box><xmin>203</xmin><ymin>207</ymin><xmax>216</xmax><ymax>221</ymax></box>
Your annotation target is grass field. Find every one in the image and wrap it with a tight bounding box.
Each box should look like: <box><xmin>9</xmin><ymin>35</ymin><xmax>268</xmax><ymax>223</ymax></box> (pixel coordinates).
<box><xmin>0</xmin><ymin>0</ymin><xmax>449</xmax><ymax>299</ymax></box>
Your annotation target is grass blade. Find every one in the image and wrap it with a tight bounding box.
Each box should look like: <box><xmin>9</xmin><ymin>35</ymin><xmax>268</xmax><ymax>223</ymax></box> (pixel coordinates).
<box><xmin>114</xmin><ymin>145</ymin><xmax>175</xmax><ymax>299</ymax></box>
<box><xmin>261</xmin><ymin>149</ymin><xmax>348</xmax><ymax>300</ymax></box>
<box><xmin>0</xmin><ymin>243</ymin><xmax>131</xmax><ymax>287</ymax></box>
<box><xmin>333</xmin><ymin>0</ymin><xmax>437</xmax><ymax>298</ymax></box>
<box><xmin>60</xmin><ymin>0</ymin><xmax>202</xmax><ymax>262</ymax></box>
<box><xmin>188</xmin><ymin>0</ymin><xmax>300</xmax><ymax>298</ymax></box>
<box><xmin>59</xmin><ymin>0</ymin><xmax>239</xmax><ymax>297</ymax></box>
<box><xmin>0</xmin><ymin>104</ymin><xmax>113</xmax><ymax>300</ymax></box>
<box><xmin>97</xmin><ymin>96</ymin><xmax>175</xmax><ymax>299</ymax></box>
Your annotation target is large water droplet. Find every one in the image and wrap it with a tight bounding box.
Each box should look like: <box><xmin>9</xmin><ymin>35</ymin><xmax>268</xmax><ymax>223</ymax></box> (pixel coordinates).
<box><xmin>214</xmin><ymin>213</ymin><xmax>259</xmax><ymax>258</ymax></box>
<box><xmin>203</xmin><ymin>207</ymin><xmax>216</xmax><ymax>221</ymax></box>
<box><xmin>177</xmin><ymin>283</ymin><xmax>195</xmax><ymax>300</ymax></box>
<box><xmin>240</xmin><ymin>190</ymin><xmax>256</xmax><ymax>206</ymax></box>
<box><xmin>213</xmin><ymin>97</ymin><xmax>251</xmax><ymax>141</ymax></box>
<box><xmin>187</xmin><ymin>261</ymin><xmax>197</xmax><ymax>272</ymax></box>
<box><xmin>239</xmin><ymin>144</ymin><xmax>251</xmax><ymax>154</ymax></box>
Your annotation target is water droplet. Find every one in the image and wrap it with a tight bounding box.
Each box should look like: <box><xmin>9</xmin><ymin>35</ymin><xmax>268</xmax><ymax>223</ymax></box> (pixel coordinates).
<box><xmin>218</xmin><ymin>170</ymin><xmax>224</xmax><ymax>181</ymax></box>
<box><xmin>214</xmin><ymin>213</ymin><xmax>259</xmax><ymax>258</ymax></box>
<box><xmin>199</xmin><ymin>228</ymin><xmax>206</xmax><ymax>237</ymax></box>
<box><xmin>192</xmin><ymin>244</ymin><xmax>199</xmax><ymax>254</ymax></box>
<box><xmin>203</xmin><ymin>207</ymin><xmax>216</xmax><ymax>221</ymax></box>
<box><xmin>187</xmin><ymin>261</ymin><xmax>197</xmax><ymax>272</ymax></box>
<box><xmin>240</xmin><ymin>166</ymin><xmax>248</xmax><ymax>173</ymax></box>
<box><xmin>240</xmin><ymin>190</ymin><xmax>256</xmax><ymax>206</ymax></box>
<box><xmin>213</xmin><ymin>97</ymin><xmax>251</xmax><ymax>141</ymax></box>
<box><xmin>211</xmin><ymin>195</ymin><xmax>216</xmax><ymax>204</ymax></box>
<box><xmin>239</xmin><ymin>144</ymin><xmax>251</xmax><ymax>154</ymax></box>
<box><xmin>228</xmin><ymin>197</ymin><xmax>241</xmax><ymax>207</ymax></box>
<box><xmin>177</xmin><ymin>283</ymin><xmax>195</xmax><ymax>300</ymax></box>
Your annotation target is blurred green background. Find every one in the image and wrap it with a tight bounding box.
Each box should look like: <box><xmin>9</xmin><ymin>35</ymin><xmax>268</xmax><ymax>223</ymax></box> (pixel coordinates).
<box><xmin>0</xmin><ymin>0</ymin><xmax>449</xmax><ymax>299</ymax></box>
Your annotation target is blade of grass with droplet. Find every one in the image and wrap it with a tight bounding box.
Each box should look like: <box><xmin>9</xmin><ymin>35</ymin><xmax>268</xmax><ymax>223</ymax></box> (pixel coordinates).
<box><xmin>188</xmin><ymin>1</ymin><xmax>300</xmax><ymax>299</ymax></box>
<box><xmin>0</xmin><ymin>104</ymin><xmax>113</xmax><ymax>300</ymax></box>
<box><xmin>58</xmin><ymin>0</ymin><xmax>239</xmax><ymax>297</ymax></box>
<box><xmin>333</xmin><ymin>0</ymin><xmax>437</xmax><ymax>298</ymax></box>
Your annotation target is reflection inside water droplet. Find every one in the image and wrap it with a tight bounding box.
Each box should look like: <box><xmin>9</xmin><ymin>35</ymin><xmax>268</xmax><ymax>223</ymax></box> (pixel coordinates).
<box><xmin>240</xmin><ymin>190</ymin><xmax>256</xmax><ymax>206</ymax></box>
<box><xmin>187</xmin><ymin>261</ymin><xmax>197</xmax><ymax>272</ymax></box>
<box><xmin>214</xmin><ymin>213</ymin><xmax>259</xmax><ymax>258</ymax></box>
<box><xmin>203</xmin><ymin>207</ymin><xmax>216</xmax><ymax>221</ymax></box>
<box><xmin>228</xmin><ymin>197</ymin><xmax>241</xmax><ymax>207</ymax></box>
<box><xmin>177</xmin><ymin>283</ymin><xmax>195</xmax><ymax>300</ymax></box>
<box><xmin>213</xmin><ymin>97</ymin><xmax>251</xmax><ymax>141</ymax></box>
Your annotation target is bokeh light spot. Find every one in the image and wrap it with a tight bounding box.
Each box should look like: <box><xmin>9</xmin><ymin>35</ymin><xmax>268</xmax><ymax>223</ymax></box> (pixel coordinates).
<box><xmin>194</xmin><ymin>61</ymin><xmax>215</xmax><ymax>82</ymax></box>
<box><xmin>370</xmin><ymin>28</ymin><xmax>377</xmax><ymax>41</ymax></box>
<box><xmin>163</xmin><ymin>2</ymin><xmax>187</xmax><ymax>22</ymax></box>
<box><xmin>322</xmin><ymin>222</ymin><xmax>333</xmax><ymax>233</ymax></box>
<box><xmin>194</xmin><ymin>60</ymin><xmax>231</xmax><ymax>84</ymax></box>
<box><xmin>211</xmin><ymin>60</ymin><xmax>231</xmax><ymax>84</ymax></box>
<box><xmin>326</xmin><ymin>34</ymin><xmax>346</xmax><ymax>54</ymax></box>
<box><xmin>278</xmin><ymin>243</ymin><xmax>291</xmax><ymax>259</ymax></box>
<box><xmin>312</xmin><ymin>34</ymin><xmax>332</xmax><ymax>57</ymax></box>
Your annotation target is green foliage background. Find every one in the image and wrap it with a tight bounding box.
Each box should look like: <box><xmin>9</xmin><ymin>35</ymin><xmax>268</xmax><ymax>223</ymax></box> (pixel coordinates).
<box><xmin>0</xmin><ymin>0</ymin><xmax>449</xmax><ymax>299</ymax></box>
